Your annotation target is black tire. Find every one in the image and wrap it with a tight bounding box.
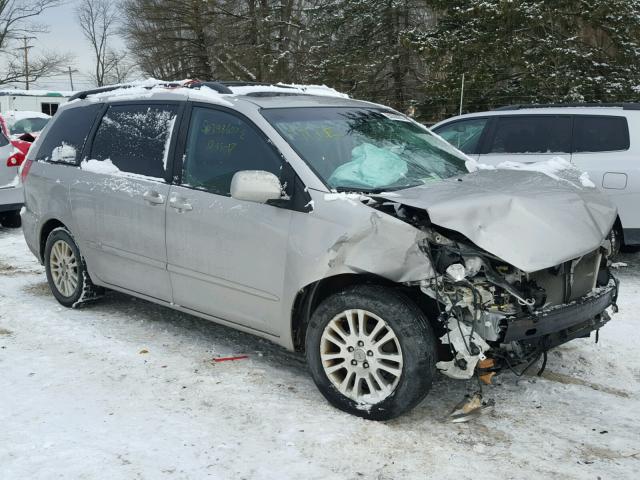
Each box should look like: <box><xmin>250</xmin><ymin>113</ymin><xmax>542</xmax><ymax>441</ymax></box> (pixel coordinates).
<box><xmin>0</xmin><ymin>210</ymin><xmax>21</xmax><ymax>228</ymax></box>
<box><xmin>305</xmin><ymin>285</ymin><xmax>437</xmax><ymax>421</ymax></box>
<box><xmin>610</xmin><ymin>223</ymin><xmax>623</xmax><ymax>258</ymax></box>
<box><xmin>44</xmin><ymin>228</ymin><xmax>103</xmax><ymax>308</ymax></box>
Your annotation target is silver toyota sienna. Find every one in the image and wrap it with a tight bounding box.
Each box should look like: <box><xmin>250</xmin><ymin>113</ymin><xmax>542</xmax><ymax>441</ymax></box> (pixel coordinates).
<box><xmin>21</xmin><ymin>81</ymin><xmax>620</xmax><ymax>420</ymax></box>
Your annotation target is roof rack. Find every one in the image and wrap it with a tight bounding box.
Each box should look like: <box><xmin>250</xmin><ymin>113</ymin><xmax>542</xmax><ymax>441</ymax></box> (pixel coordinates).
<box><xmin>69</xmin><ymin>79</ymin><xmax>298</xmax><ymax>101</ymax></box>
<box><xmin>493</xmin><ymin>103</ymin><xmax>640</xmax><ymax>111</ymax></box>
<box><xmin>183</xmin><ymin>80</ymin><xmax>233</xmax><ymax>93</ymax></box>
<box><xmin>68</xmin><ymin>80</ymin><xmax>185</xmax><ymax>101</ymax></box>
<box><xmin>69</xmin><ymin>79</ymin><xmax>341</xmax><ymax>101</ymax></box>
<box><xmin>214</xmin><ymin>81</ymin><xmax>297</xmax><ymax>89</ymax></box>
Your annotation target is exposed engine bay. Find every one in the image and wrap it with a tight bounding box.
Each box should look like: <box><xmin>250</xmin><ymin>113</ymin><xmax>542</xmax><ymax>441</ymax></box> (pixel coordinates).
<box><xmin>421</xmin><ymin>226</ymin><xmax>618</xmax><ymax>380</ymax></box>
<box><xmin>370</xmin><ymin>199</ymin><xmax>619</xmax><ymax>384</ymax></box>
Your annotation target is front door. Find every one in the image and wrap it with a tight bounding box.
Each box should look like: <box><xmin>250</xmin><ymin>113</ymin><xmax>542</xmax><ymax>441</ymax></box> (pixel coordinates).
<box><xmin>70</xmin><ymin>102</ymin><xmax>181</xmax><ymax>302</ymax></box>
<box><xmin>166</xmin><ymin>105</ymin><xmax>293</xmax><ymax>334</ymax></box>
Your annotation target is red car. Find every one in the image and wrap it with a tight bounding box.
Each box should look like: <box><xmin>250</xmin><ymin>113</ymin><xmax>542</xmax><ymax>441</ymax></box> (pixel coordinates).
<box><xmin>1</xmin><ymin>112</ymin><xmax>45</xmax><ymax>167</ymax></box>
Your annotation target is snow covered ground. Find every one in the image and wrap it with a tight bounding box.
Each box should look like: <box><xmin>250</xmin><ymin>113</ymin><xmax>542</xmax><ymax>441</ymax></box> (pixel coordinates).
<box><xmin>1</xmin><ymin>226</ymin><xmax>639</xmax><ymax>479</ymax></box>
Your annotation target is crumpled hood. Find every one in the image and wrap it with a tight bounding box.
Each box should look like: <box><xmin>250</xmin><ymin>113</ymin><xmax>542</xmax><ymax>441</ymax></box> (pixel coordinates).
<box><xmin>379</xmin><ymin>169</ymin><xmax>617</xmax><ymax>272</ymax></box>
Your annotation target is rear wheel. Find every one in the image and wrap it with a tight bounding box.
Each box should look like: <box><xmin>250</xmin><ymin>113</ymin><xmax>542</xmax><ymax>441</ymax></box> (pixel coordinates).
<box><xmin>0</xmin><ymin>210</ymin><xmax>21</xmax><ymax>228</ymax></box>
<box><xmin>44</xmin><ymin>228</ymin><xmax>103</xmax><ymax>308</ymax></box>
<box><xmin>305</xmin><ymin>285</ymin><xmax>437</xmax><ymax>420</ymax></box>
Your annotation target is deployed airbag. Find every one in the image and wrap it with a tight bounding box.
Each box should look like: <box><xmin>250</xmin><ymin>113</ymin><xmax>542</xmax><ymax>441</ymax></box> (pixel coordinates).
<box><xmin>328</xmin><ymin>143</ymin><xmax>407</xmax><ymax>188</ymax></box>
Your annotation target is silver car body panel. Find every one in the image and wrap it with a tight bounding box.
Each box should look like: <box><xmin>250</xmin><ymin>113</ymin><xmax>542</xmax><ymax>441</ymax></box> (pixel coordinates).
<box><xmin>165</xmin><ymin>184</ymin><xmax>293</xmax><ymax>335</ymax></box>
<box><xmin>377</xmin><ymin>169</ymin><xmax>617</xmax><ymax>273</ymax></box>
<box><xmin>21</xmin><ymin>89</ymin><xmax>618</xmax><ymax>351</ymax></box>
<box><xmin>69</xmin><ymin>171</ymin><xmax>173</xmax><ymax>302</ymax></box>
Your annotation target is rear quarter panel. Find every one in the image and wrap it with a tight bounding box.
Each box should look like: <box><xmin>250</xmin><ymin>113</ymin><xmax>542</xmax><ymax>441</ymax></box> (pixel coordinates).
<box><xmin>22</xmin><ymin>161</ymin><xmax>77</xmax><ymax>260</ymax></box>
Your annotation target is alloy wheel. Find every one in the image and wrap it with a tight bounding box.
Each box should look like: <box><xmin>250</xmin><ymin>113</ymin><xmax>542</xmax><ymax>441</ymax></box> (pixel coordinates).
<box><xmin>320</xmin><ymin>309</ymin><xmax>404</xmax><ymax>404</ymax></box>
<box><xmin>49</xmin><ymin>239</ymin><xmax>79</xmax><ymax>297</ymax></box>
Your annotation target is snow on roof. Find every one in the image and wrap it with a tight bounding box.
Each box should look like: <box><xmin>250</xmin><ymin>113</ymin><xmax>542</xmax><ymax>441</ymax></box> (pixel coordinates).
<box><xmin>75</xmin><ymin>78</ymin><xmax>348</xmax><ymax>104</ymax></box>
<box><xmin>0</xmin><ymin>89</ymin><xmax>74</xmax><ymax>97</ymax></box>
<box><xmin>1</xmin><ymin>110</ymin><xmax>51</xmax><ymax>122</ymax></box>
<box><xmin>78</xmin><ymin>80</ymin><xmax>234</xmax><ymax>108</ymax></box>
<box><xmin>186</xmin><ymin>86</ymin><xmax>234</xmax><ymax>107</ymax></box>
<box><xmin>227</xmin><ymin>83</ymin><xmax>349</xmax><ymax>98</ymax></box>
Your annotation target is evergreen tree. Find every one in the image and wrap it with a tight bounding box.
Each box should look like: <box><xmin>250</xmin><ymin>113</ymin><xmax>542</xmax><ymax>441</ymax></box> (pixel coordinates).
<box><xmin>120</xmin><ymin>0</ymin><xmax>640</xmax><ymax>122</ymax></box>
<box><xmin>305</xmin><ymin>0</ymin><xmax>433</xmax><ymax>112</ymax></box>
<box><xmin>411</xmin><ymin>0</ymin><xmax>640</xmax><ymax>120</ymax></box>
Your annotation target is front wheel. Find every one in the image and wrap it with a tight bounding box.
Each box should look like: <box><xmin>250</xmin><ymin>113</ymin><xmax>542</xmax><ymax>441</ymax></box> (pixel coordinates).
<box><xmin>305</xmin><ymin>285</ymin><xmax>437</xmax><ymax>420</ymax></box>
<box><xmin>610</xmin><ymin>224</ymin><xmax>623</xmax><ymax>258</ymax></box>
<box><xmin>44</xmin><ymin>228</ymin><xmax>103</xmax><ymax>308</ymax></box>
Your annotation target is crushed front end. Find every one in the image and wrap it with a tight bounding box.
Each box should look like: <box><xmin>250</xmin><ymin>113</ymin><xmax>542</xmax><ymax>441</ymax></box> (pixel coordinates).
<box><xmin>418</xmin><ymin>228</ymin><xmax>619</xmax><ymax>380</ymax></box>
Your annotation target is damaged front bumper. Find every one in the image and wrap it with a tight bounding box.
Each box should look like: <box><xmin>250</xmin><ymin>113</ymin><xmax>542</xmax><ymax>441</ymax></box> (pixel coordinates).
<box><xmin>434</xmin><ymin>280</ymin><xmax>618</xmax><ymax>380</ymax></box>
<box><xmin>434</xmin><ymin>279</ymin><xmax>618</xmax><ymax>380</ymax></box>
<box><xmin>502</xmin><ymin>282</ymin><xmax>617</xmax><ymax>344</ymax></box>
<box><xmin>418</xmin><ymin>227</ymin><xmax>620</xmax><ymax>380</ymax></box>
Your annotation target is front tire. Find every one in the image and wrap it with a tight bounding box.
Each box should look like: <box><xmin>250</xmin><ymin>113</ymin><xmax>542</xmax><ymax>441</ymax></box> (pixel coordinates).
<box><xmin>305</xmin><ymin>285</ymin><xmax>437</xmax><ymax>420</ymax></box>
<box><xmin>44</xmin><ymin>228</ymin><xmax>103</xmax><ymax>308</ymax></box>
<box><xmin>610</xmin><ymin>223</ymin><xmax>623</xmax><ymax>258</ymax></box>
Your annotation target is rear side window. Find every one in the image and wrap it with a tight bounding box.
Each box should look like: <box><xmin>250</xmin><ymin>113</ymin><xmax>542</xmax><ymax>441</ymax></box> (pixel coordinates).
<box><xmin>182</xmin><ymin>107</ymin><xmax>283</xmax><ymax>196</ymax></box>
<box><xmin>34</xmin><ymin>105</ymin><xmax>102</xmax><ymax>164</ymax></box>
<box><xmin>89</xmin><ymin>104</ymin><xmax>179</xmax><ymax>180</ymax></box>
<box><xmin>433</xmin><ymin>118</ymin><xmax>488</xmax><ymax>154</ymax></box>
<box><xmin>488</xmin><ymin>116</ymin><xmax>571</xmax><ymax>154</ymax></box>
<box><xmin>573</xmin><ymin>116</ymin><xmax>629</xmax><ymax>152</ymax></box>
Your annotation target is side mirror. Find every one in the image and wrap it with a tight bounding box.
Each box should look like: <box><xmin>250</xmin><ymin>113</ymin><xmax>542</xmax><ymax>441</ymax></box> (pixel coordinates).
<box><xmin>230</xmin><ymin>170</ymin><xmax>283</xmax><ymax>204</ymax></box>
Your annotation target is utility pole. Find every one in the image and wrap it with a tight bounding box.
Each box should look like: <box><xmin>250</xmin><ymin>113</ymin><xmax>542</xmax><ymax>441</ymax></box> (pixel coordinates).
<box><xmin>459</xmin><ymin>73</ymin><xmax>465</xmax><ymax>116</ymax></box>
<box><xmin>67</xmin><ymin>66</ymin><xmax>79</xmax><ymax>91</ymax></box>
<box><xmin>17</xmin><ymin>37</ymin><xmax>36</xmax><ymax>90</ymax></box>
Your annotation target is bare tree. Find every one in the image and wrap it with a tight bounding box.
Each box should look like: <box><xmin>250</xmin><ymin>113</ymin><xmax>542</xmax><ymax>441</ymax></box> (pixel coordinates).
<box><xmin>0</xmin><ymin>0</ymin><xmax>68</xmax><ymax>87</ymax></box>
<box><xmin>76</xmin><ymin>0</ymin><xmax>119</xmax><ymax>86</ymax></box>
<box><xmin>1</xmin><ymin>49</ymin><xmax>72</xmax><ymax>86</ymax></box>
<box><xmin>0</xmin><ymin>0</ymin><xmax>61</xmax><ymax>52</ymax></box>
<box><xmin>103</xmin><ymin>49</ymin><xmax>137</xmax><ymax>84</ymax></box>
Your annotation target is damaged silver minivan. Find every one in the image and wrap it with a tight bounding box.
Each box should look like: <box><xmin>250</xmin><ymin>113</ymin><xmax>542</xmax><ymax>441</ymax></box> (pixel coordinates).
<box><xmin>21</xmin><ymin>81</ymin><xmax>619</xmax><ymax>420</ymax></box>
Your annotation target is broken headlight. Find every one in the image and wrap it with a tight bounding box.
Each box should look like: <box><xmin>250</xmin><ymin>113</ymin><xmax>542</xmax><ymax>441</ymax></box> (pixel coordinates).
<box><xmin>445</xmin><ymin>263</ymin><xmax>466</xmax><ymax>282</ymax></box>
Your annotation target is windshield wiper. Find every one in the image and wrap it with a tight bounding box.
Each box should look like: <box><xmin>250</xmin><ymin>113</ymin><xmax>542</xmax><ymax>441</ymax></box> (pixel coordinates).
<box><xmin>334</xmin><ymin>185</ymin><xmax>418</xmax><ymax>194</ymax></box>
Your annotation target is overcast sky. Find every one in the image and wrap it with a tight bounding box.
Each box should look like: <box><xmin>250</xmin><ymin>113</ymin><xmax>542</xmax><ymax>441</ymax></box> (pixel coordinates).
<box><xmin>26</xmin><ymin>1</ymin><xmax>128</xmax><ymax>92</ymax></box>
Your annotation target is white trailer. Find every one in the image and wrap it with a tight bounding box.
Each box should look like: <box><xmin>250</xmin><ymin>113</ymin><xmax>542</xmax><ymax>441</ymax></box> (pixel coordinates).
<box><xmin>0</xmin><ymin>89</ymin><xmax>73</xmax><ymax>115</ymax></box>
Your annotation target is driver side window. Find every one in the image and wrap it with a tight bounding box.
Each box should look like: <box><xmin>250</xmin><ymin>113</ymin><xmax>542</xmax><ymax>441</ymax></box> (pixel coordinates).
<box><xmin>182</xmin><ymin>107</ymin><xmax>283</xmax><ymax>196</ymax></box>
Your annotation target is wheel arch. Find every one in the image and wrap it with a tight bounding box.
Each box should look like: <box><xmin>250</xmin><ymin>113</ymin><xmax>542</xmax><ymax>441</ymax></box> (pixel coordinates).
<box><xmin>39</xmin><ymin>218</ymin><xmax>68</xmax><ymax>263</ymax></box>
<box><xmin>614</xmin><ymin>215</ymin><xmax>624</xmax><ymax>246</ymax></box>
<box><xmin>290</xmin><ymin>273</ymin><xmax>441</xmax><ymax>352</ymax></box>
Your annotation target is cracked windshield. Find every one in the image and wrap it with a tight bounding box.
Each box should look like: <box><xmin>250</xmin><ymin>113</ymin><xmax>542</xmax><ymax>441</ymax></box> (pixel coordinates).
<box><xmin>263</xmin><ymin>107</ymin><xmax>469</xmax><ymax>192</ymax></box>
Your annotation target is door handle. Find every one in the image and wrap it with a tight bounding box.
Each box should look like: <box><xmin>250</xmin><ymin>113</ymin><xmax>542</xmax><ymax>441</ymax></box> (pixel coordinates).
<box><xmin>169</xmin><ymin>196</ymin><xmax>193</xmax><ymax>212</ymax></box>
<box><xmin>143</xmin><ymin>190</ymin><xmax>165</xmax><ymax>205</ymax></box>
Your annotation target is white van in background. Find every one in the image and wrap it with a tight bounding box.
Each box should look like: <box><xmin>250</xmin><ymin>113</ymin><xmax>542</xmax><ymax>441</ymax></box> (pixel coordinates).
<box><xmin>432</xmin><ymin>104</ymin><xmax>640</xmax><ymax>250</ymax></box>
